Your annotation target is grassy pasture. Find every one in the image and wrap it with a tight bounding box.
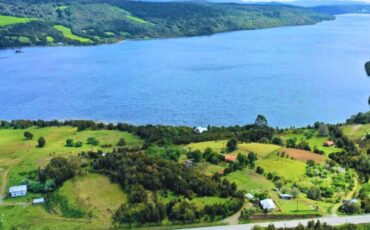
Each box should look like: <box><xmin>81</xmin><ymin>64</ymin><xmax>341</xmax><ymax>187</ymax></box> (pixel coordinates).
<box><xmin>53</xmin><ymin>25</ymin><xmax>91</xmax><ymax>43</ymax></box>
<box><xmin>58</xmin><ymin>174</ymin><xmax>127</xmax><ymax>225</ymax></box>
<box><xmin>225</xmin><ymin>168</ymin><xmax>274</xmax><ymax>192</ymax></box>
<box><xmin>0</xmin><ymin>15</ymin><xmax>37</xmax><ymax>27</ymax></box>
<box><xmin>0</xmin><ymin>127</ymin><xmax>142</xmax><ymax>188</ymax></box>
<box><xmin>256</xmin><ymin>154</ymin><xmax>306</xmax><ymax>181</ymax></box>
<box><xmin>280</xmin><ymin>130</ymin><xmax>342</xmax><ymax>155</ymax></box>
<box><xmin>342</xmin><ymin>124</ymin><xmax>370</xmax><ymax>141</ymax></box>
<box><xmin>187</xmin><ymin>141</ymin><xmax>281</xmax><ymax>158</ymax></box>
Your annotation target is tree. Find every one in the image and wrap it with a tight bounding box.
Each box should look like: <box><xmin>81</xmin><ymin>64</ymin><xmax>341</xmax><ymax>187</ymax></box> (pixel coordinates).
<box><xmin>87</xmin><ymin>137</ymin><xmax>99</xmax><ymax>146</ymax></box>
<box><xmin>38</xmin><ymin>137</ymin><xmax>46</xmax><ymax>148</ymax></box>
<box><xmin>255</xmin><ymin>114</ymin><xmax>268</xmax><ymax>127</ymax></box>
<box><xmin>318</xmin><ymin>123</ymin><xmax>329</xmax><ymax>137</ymax></box>
<box><xmin>256</xmin><ymin>166</ymin><xmax>264</xmax><ymax>174</ymax></box>
<box><xmin>272</xmin><ymin>136</ymin><xmax>283</xmax><ymax>146</ymax></box>
<box><xmin>227</xmin><ymin>138</ymin><xmax>238</xmax><ymax>152</ymax></box>
<box><xmin>66</xmin><ymin>138</ymin><xmax>74</xmax><ymax>147</ymax></box>
<box><xmin>117</xmin><ymin>138</ymin><xmax>126</xmax><ymax>147</ymax></box>
<box><xmin>365</xmin><ymin>61</ymin><xmax>370</xmax><ymax>76</ymax></box>
<box><xmin>24</xmin><ymin>131</ymin><xmax>33</xmax><ymax>140</ymax></box>
<box><xmin>307</xmin><ymin>186</ymin><xmax>321</xmax><ymax>200</ymax></box>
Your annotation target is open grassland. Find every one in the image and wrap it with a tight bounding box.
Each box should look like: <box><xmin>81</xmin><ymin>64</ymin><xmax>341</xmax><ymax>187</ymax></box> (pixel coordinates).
<box><xmin>58</xmin><ymin>174</ymin><xmax>127</xmax><ymax>226</ymax></box>
<box><xmin>194</xmin><ymin>162</ymin><xmax>226</xmax><ymax>177</ymax></box>
<box><xmin>281</xmin><ymin>148</ymin><xmax>325</xmax><ymax>163</ymax></box>
<box><xmin>280</xmin><ymin>130</ymin><xmax>342</xmax><ymax>155</ymax></box>
<box><xmin>342</xmin><ymin>124</ymin><xmax>370</xmax><ymax>151</ymax></box>
<box><xmin>0</xmin><ymin>127</ymin><xmax>142</xmax><ymax>189</ymax></box>
<box><xmin>225</xmin><ymin>168</ymin><xmax>274</xmax><ymax>192</ymax></box>
<box><xmin>187</xmin><ymin>141</ymin><xmax>281</xmax><ymax>158</ymax></box>
<box><xmin>256</xmin><ymin>154</ymin><xmax>306</xmax><ymax>181</ymax></box>
<box><xmin>0</xmin><ymin>15</ymin><xmax>37</xmax><ymax>27</ymax></box>
<box><xmin>53</xmin><ymin>25</ymin><xmax>92</xmax><ymax>43</ymax></box>
<box><xmin>0</xmin><ymin>204</ymin><xmax>96</xmax><ymax>230</ymax></box>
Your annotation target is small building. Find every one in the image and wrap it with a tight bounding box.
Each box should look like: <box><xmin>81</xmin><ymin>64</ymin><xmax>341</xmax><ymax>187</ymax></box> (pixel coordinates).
<box><xmin>245</xmin><ymin>193</ymin><xmax>255</xmax><ymax>200</ymax></box>
<box><xmin>260</xmin><ymin>199</ymin><xmax>276</xmax><ymax>211</ymax></box>
<box><xmin>32</xmin><ymin>198</ymin><xmax>45</xmax><ymax>205</ymax></box>
<box><xmin>225</xmin><ymin>154</ymin><xmax>237</xmax><ymax>162</ymax></box>
<box><xmin>194</xmin><ymin>126</ymin><xmax>208</xmax><ymax>134</ymax></box>
<box><xmin>323</xmin><ymin>140</ymin><xmax>334</xmax><ymax>147</ymax></box>
<box><xmin>342</xmin><ymin>198</ymin><xmax>358</xmax><ymax>206</ymax></box>
<box><xmin>9</xmin><ymin>185</ymin><xmax>27</xmax><ymax>197</ymax></box>
<box><xmin>183</xmin><ymin>159</ymin><xmax>193</xmax><ymax>168</ymax></box>
<box><xmin>280</xmin><ymin>194</ymin><xmax>294</xmax><ymax>200</ymax></box>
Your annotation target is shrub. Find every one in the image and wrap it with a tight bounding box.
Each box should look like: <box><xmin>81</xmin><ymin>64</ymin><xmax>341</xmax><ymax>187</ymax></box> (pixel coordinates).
<box><xmin>38</xmin><ymin>137</ymin><xmax>46</xmax><ymax>147</ymax></box>
<box><xmin>24</xmin><ymin>131</ymin><xmax>33</xmax><ymax>140</ymax></box>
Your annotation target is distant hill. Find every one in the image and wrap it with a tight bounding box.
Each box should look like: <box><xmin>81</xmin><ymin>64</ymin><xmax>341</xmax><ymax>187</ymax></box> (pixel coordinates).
<box><xmin>0</xmin><ymin>0</ymin><xmax>333</xmax><ymax>47</ymax></box>
<box><xmin>311</xmin><ymin>4</ymin><xmax>370</xmax><ymax>14</ymax></box>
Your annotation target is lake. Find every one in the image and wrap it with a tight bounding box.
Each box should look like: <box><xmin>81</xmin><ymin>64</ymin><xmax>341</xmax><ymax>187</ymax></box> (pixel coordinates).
<box><xmin>0</xmin><ymin>14</ymin><xmax>369</xmax><ymax>127</ymax></box>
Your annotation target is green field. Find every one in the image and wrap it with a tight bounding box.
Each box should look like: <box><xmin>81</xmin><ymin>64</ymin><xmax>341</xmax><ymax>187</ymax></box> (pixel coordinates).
<box><xmin>53</xmin><ymin>25</ymin><xmax>92</xmax><ymax>43</ymax></box>
<box><xmin>0</xmin><ymin>127</ymin><xmax>142</xmax><ymax>189</ymax></box>
<box><xmin>187</xmin><ymin>141</ymin><xmax>281</xmax><ymax>158</ymax></box>
<box><xmin>280</xmin><ymin>130</ymin><xmax>342</xmax><ymax>155</ymax></box>
<box><xmin>225</xmin><ymin>168</ymin><xmax>274</xmax><ymax>192</ymax></box>
<box><xmin>58</xmin><ymin>174</ymin><xmax>127</xmax><ymax>226</ymax></box>
<box><xmin>256</xmin><ymin>154</ymin><xmax>306</xmax><ymax>181</ymax></box>
<box><xmin>0</xmin><ymin>15</ymin><xmax>37</xmax><ymax>27</ymax></box>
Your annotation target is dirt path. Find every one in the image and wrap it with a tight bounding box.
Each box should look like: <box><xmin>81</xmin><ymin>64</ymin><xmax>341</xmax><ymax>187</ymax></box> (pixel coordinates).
<box><xmin>223</xmin><ymin>203</ymin><xmax>251</xmax><ymax>225</ymax></box>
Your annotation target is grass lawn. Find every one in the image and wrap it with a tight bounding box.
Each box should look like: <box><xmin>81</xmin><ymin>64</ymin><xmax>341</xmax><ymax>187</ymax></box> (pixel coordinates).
<box><xmin>187</xmin><ymin>141</ymin><xmax>281</xmax><ymax>158</ymax></box>
<box><xmin>0</xmin><ymin>126</ymin><xmax>142</xmax><ymax>189</ymax></box>
<box><xmin>0</xmin><ymin>15</ymin><xmax>37</xmax><ymax>27</ymax></box>
<box><xmin>53</xmin><ymin>25</ymin><xmax>91</xmax><ymax>43</ymax></box>
<box><xmin>58</xmin><ymin>174</ymin><xmax>127</xmax><ymax>226</ymax></box>
<box><xmin>256</xmin><ymin>154</ymin><xmax>306</xmax><ymax>181</ymax></box>
<box><xmin>225</xmin><ymin>168</ymin><xmax>274</xmax><ymax>192</ymax></box>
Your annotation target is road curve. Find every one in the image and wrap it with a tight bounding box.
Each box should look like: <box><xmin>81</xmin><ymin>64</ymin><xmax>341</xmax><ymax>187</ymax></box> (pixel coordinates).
<box><xmin>191</xmin><ymin>214</ymin><xmax>370</xmax><ymax>230</ymax></box>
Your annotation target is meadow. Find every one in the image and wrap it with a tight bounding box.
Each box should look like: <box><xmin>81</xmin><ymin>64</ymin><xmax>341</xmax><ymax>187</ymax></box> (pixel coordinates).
<box><xmin>53</xmin><ymin>25</ymin><xmax>92</xmax><ymax>43</ymax></box>
<box><xmin>0</xmin><ymin>15</ymin><xmax>37</xmax><ymax>27</ymax></box>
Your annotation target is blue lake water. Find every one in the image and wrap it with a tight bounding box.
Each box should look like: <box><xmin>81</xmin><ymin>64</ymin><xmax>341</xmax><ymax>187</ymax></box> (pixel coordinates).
<box><xmin>0</xmin><ymin>14</ymin><xmax>369</xmax><ymax>127</ymax></box>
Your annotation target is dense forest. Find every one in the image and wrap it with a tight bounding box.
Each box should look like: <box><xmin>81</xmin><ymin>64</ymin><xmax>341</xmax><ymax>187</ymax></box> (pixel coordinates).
<box><xmin>0</xmin><ymin>0</ymin><xmax>334</xmax><ymax>47</ymax></box>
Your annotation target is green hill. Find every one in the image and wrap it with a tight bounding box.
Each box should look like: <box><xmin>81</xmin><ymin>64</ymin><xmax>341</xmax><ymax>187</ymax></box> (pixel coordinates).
<box><xmin>0</xmin><ymin>0</ymin><xmax>333</xmax><ymax>47</ymax></box>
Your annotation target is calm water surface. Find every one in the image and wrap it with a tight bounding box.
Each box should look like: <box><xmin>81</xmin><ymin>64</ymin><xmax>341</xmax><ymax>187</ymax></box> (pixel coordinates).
<box><xmin>0</xmin><ymin>14</ymin><xmax>369</xmax><ymax>127</ymax></box>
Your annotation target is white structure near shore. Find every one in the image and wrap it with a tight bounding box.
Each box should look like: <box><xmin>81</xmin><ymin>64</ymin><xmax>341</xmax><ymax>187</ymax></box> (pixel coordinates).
<box><xmin>9</xmin><ymin>185</ymin><xmax>27</xmax><ymax>197</ymax></box>
<box><xmin>194</xmin><ymin>126</ymin><xmax>208</xmax><ymax>134</ymax></box>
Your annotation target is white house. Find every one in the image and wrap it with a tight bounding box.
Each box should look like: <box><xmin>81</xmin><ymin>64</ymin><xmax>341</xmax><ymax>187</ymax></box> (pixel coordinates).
<box><xmin>260</xmin><ymin>199</ymin><xmax>276</xmax><ymax>211</ymax></box>
<box><xmin>32</xmin><ymin>198</ymin><xmax>45</xmax><ymax>205</ymax></box>
<box><xmin>9</xmin><ymin>185</ymin><xmax>27</xmax><ymax>197</ymax></box>
<box><xmin>194</xmin><ymin>126</ymin><xmax>207</xmax><ymax>134</ymax></box>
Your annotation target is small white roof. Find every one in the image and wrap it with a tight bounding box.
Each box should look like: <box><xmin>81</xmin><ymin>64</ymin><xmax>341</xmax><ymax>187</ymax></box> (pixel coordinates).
<box><xmin>9</xmin><ymin>185</ymin><xmax>27</xmax><ymax>193</ymax></box>
<box><xmin>194</xmin><ymin>126</ymin><xmax>207</xmax><ymax>133</ymax></box>
<box><xmin>245</xmin><ymin>193</ymin><xmax>254</xmax><ymax>199</ymax></box>
<box><xmin>33</xmin><ymin>198</ymin><xmax>45</xmax><ymax>203</ymax></box>
<box><xmin>260</xmin><ymin>199</ymin><xmax>276</xmax><ymax>210</ymax></box>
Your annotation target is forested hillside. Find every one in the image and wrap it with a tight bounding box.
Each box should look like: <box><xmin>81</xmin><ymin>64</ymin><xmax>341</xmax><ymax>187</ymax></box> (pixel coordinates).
<box><xmin>0</xmin><ymin>0</ymin><xmax>333</xmax><ymax>47</ymax></box>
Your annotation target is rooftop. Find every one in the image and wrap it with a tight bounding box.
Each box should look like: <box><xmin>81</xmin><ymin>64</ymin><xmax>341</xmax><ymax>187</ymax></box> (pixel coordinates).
<box><xmin>9</xmin><ymin>185</ymin><xmax>27</xmax><ymax>193</ymax></box>
<box><xmin>260</xmin><ymin>199</ymin><xmax>276</xmax><ymax>210</ymax></box>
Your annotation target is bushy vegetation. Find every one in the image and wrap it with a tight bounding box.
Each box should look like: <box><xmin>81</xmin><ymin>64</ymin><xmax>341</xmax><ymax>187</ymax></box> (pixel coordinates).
<box><xmin>365</xmin><ymin>61</ymin><xmax>370</xmax><ymax>76</ymax></box>
<box><xmin>0</xmin><ymin>0</ymin><xmax>333</xmax><ymax>47</ymax></box>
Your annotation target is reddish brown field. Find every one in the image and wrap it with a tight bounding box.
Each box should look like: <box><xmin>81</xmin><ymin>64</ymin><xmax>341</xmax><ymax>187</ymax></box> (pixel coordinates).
<box><xmin>281</xmin><ymin>148</ymin><xmax>325</xmax><ymax>163</ymax></box>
